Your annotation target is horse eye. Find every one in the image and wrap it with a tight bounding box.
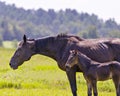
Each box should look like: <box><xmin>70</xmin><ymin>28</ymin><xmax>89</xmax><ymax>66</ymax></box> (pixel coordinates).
<box><xmin>17</xmin><ymin>53</ymin><xmax>20</xmax><ymax>57</ymax></box>
<box><xmin>71</xmin><ymin>54</ymin><xmax>74</xmax><ymax>57</ymax></box>
<box><xmin>18</xmin><ymin>48</ymin><xmax>22</xmax><ymax>51</ymax></box>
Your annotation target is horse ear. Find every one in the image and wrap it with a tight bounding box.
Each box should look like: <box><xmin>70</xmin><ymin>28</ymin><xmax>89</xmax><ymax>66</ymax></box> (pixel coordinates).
<box><xmin>23</xmin><ymin>35</ymin><xmax>27</xmax><ymax>43</ymax></box>
<box><xmin>75</xmin><ymin>50</ymin><xmax>79</xmax><ymax>54</ymax></box>
<box><xmin>70</xmin><ymin>50</ymin><xmax>75</xmax><ymax>53</ymax></box>
<box><xmin>70</xmin><ymin>50</ymin><xmax>73</xmax><ymax>53</ymax></box>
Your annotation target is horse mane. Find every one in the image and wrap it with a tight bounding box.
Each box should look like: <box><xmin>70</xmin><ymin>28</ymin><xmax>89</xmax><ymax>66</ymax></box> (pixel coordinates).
<box><xmin>78</xmin><ymin>52</ymin><xmax>91</xmax><ymax>65</ymax></box>
<box><xmin>56</xmin><ymin>33</ymin><xmax>84</xmax><ymax>41</ymax></box>
<box><xmin>57</xmin><ymin>33</ymin><xmax>68</xmax><ymax>38</ymax></box>
<box><xmin>77</xmin><ymin>51</ymin><xmax>92</xmax><ymax>71</ymax></box>
<box><xmin>28</xmin><ymin>38</ymin><xmax>35</xmax><ymax>41</ymax></box>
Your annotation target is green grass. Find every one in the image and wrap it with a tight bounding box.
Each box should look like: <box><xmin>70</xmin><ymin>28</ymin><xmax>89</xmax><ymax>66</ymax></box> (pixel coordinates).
<box><xmin>0</xmin><ymin>47</ymin><xmax>117</xmax><ymax>96</ymax></box>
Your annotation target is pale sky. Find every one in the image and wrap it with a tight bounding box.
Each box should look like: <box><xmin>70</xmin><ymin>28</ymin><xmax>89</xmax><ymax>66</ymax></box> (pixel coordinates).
<box><xmin>1</xmin><ymin>0</ymin><xmax>120</xmax><ymax>24</ymax></box>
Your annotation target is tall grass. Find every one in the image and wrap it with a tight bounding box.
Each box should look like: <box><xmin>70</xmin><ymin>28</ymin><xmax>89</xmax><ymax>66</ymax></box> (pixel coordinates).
<box><xmin>0</xmin><ymin>47</ymin><xmax>116</xmax><ymax>96</ymax></box>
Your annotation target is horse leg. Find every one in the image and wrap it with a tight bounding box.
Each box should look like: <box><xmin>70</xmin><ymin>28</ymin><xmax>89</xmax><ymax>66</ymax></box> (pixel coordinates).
<box><xmin>91</xmin><ymin>81</ymin><xmax>98</xmax><ymax>96</ymax></box>
<box><xmin>112</xmin><ymin>76</ymin><xmax>119</xmax><ymax>96</ymax></box>
<box><xmin>118</xmin><ymin>80</ymin><xmax>120</xmax><ymax>96</ymax></box>
<box><xmin>86</xmin><ymin>81</ymin><xmax>92</xmax><ymax>96</ymax></box>
<box><xmin>66</xmin><ymin>68</ymin><xmax>77</xmax><ymax>96</ymax></box>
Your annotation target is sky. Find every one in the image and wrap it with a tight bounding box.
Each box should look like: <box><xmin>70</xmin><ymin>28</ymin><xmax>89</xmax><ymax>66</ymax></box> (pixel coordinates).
<box><xmin>1</xmin><ymin>0</ymin><xmax>120</xmax><ymax>24</ymax></box>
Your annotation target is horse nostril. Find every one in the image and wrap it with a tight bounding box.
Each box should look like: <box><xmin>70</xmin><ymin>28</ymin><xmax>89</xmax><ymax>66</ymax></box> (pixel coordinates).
<box><xmin>9</xmin><ymin>63</ymin><xmax>11</xmax><ymax>66</ymax></box>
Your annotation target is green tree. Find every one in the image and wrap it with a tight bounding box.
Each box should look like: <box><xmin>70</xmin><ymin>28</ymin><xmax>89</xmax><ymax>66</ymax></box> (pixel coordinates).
<box><xmin>87</xmin><ymin>26</ymin><xmax>98</xmax><ymax>38</ymax></box>
<box><xmin>0</xmin><ymin>34</ymin><xmax>3</xmax><ymax>46</ymax></box>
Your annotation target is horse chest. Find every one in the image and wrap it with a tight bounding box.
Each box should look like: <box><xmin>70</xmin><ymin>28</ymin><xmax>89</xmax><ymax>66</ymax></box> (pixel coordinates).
<box><xmin>57</xmin><ymin>62</ymin><xmax>66</xmax><ymax>71</ymax></box>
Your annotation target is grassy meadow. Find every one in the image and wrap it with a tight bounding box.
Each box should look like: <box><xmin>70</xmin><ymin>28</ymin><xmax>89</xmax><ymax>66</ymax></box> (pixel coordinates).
<box><xmin>0</xmin><ymin>47</ymin><xmax>117</xmax><ymax>96</ymax></box>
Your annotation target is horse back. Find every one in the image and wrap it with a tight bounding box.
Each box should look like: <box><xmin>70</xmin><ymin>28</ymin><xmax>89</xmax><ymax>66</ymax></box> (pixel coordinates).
<box><xmin>105</xmin><ymin>38</ymin><xmax>120</xmax><ymax>54</ymax></box>
<box><xmin>76</xmin><ymin>39</ymin><xmax>114</xmax><ymax>63</ymax></box>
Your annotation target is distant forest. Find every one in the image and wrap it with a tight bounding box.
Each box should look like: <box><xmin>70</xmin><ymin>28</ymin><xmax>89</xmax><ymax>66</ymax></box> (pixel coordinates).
<box><xmin>0</xmin><ymin>1</ymin><xmax>120</xmax><ymax>43</ymax></box>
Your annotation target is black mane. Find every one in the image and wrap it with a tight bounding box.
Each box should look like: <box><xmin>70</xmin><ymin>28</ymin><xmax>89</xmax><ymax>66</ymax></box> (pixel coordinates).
<box><xmin>56</xmin><ymin>33</ymin><xmax>84</xmax><ymax>41</ymax></box>
<box><xmin>35</xmin><ymin>36</ymin><xmax>54</xmax><ymax>51</ymax></box>
<box><xmin>57</xmin><ymin>33</ymin><xmax>68</xmax><ymax>38</ymax></box>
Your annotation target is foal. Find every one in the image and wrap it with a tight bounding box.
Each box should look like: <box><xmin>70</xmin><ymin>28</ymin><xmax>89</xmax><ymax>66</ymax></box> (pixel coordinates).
<box><xmin>65</xmin><ymin>50</ymin><xmax>120</xmax><ymax>96</ymax></box>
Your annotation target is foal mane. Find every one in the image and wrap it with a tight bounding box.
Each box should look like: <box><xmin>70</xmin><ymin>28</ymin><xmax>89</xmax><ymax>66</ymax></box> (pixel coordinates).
<box><xmin>77</xmin><ymin>51</ymin><xmax>92</xmax><ymax>71</ymax></box>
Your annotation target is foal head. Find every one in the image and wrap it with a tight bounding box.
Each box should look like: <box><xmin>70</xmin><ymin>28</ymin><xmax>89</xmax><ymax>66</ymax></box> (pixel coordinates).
<box><xmin>65</xmin><ymin>50</ymin><xmax>78</xmax><ymax>71</ymax></box>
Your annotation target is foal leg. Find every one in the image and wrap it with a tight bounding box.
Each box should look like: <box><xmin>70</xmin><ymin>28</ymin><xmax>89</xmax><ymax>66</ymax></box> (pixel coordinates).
<box><xmin>112</xmin><ymin>76</ymin><xmax>120</xmax><ymax>96</ymax></box>
<box><xmin>86</xmin><ymin>81</ymin><xmax>92</xmax><ymax>96</ymax></box>
<box><xmin>119</xmin><ymin>84</ymin><xmax>120</xmax><ymax>96</ymax></box>
<box><xmin>118</xmin><ymin>80</ymin><xmax>120</xmax><ymax>96</ymax></box>
<box><xmin>91</xmin><ymin>81</ymin><xmax>98</xmax><ymax>96</ymax></box>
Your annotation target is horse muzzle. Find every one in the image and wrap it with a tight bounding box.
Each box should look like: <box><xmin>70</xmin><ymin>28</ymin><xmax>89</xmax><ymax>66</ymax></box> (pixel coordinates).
<box><xmin>9</xmin><ymin>63</ymin><xmax>18</xmax><ymax>70</ymax></box>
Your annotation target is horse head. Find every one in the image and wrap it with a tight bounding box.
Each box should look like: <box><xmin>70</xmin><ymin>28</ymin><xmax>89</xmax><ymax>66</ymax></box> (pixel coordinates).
<box><xmin>9</xmin><ymin>35</ymin><xmax>35</xmax><ymax>69</ymax></box>
<box><xmin>65</xmin><ymin>50</ymin><xmax>78</xmax><ymax>71</ymax></box>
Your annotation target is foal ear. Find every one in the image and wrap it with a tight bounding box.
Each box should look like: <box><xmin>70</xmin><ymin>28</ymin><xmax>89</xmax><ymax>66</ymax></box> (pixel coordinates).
<box><xmin>23</xmin><ymin>35</ymin><xmax>27</xmax><ymax>43</ymax></box>
<box><xmin>70</xmin><ymin>50</ymin><xmax>73</xmax><ymax>53</ymax></box>
<box><xmin>70</xmin><ymin>50</ymin><xmax>76</xmax><ymax>54</ymax></box>
<box><xmin>75</xmin><ymin>50</ymin><xmax>79</xmax><ymax>54</ymax></box>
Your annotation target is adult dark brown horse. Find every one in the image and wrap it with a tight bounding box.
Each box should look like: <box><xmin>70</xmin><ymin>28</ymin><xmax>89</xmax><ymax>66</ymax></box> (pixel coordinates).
<box><xmin>9</xmin><ymin>34</ymin><xmax>120</xmax><ymax>96</ymax></box>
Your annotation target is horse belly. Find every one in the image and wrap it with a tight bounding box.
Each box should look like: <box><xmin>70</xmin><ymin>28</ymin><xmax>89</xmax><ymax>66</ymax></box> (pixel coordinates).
<box><xmin>96</xmin><ymin>67</ymin><xmax>112</xmax><ymax>81</ymax></box>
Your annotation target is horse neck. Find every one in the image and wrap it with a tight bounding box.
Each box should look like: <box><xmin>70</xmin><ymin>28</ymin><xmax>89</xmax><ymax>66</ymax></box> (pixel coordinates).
<box><xmin>78</xmin><ymin>53</ymin><xmax>91</xmax><ymax>72</ymax></box>
<box><xmin>34</xmin><ymin>37</ymin><xmax>68</xmax><ymax>61</ymax></box>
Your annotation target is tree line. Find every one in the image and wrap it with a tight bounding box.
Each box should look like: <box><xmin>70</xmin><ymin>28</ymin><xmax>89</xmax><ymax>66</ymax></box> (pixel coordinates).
<box><xmin>0</xmin><ymin>1</ymin><xmax>120</xmax><ymax>46</ymax></box>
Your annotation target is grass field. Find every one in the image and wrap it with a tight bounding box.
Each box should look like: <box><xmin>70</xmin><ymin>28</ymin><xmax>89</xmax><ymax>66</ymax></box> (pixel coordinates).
<box><xmin>0</xmin><ymin>47</ymin><xmax>117</xmax><ymax>96</ymax></box>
